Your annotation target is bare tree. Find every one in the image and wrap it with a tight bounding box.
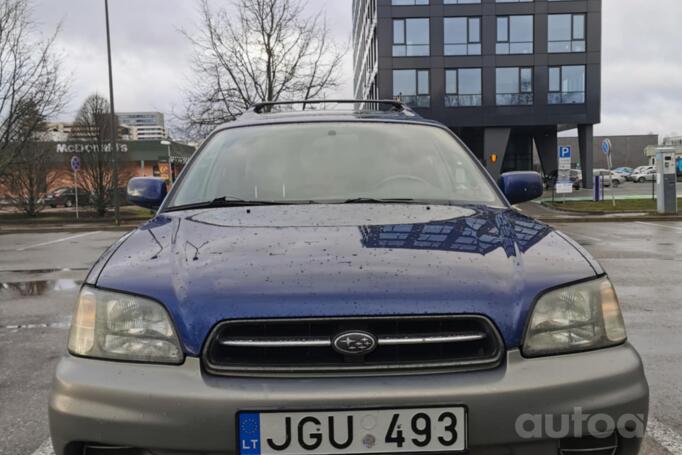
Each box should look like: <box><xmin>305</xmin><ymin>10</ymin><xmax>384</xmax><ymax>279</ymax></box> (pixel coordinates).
<box><xmin>69</xmin><ymin>94</ymin><xmax>128</xmax><ymax>217</ymax></box>
<box><xmin>1</xmin><ymin>101</ymin><xmax>61</xmax><ymax>216</ymax></box>
<box><xmin>181</xmin><ymin>0</ymin><xmax>346</xmax><ymax>138</ymax></box>
<box><xmin>0</xmin><ymin>0</ymin><xmax>68</xmax><ymax>176</ymax></box>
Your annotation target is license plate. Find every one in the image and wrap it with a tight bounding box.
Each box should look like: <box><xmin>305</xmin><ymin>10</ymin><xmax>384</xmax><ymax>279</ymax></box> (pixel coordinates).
<box><xmin>238</xmin><ymin>406</ymin><xmax>467</xmax><ymax>455</ymax></box>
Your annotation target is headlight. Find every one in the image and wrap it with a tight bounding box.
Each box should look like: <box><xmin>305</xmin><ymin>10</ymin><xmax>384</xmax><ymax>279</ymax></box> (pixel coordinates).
<box><xmin>523</xmin><ymin>278</ymin><xmax>627</xmax><ymax>357</ymax></box>
<box><xmin>68</xmin><ymin>286</ymin><xmax>183</xmax><ymax>364</ymax></box>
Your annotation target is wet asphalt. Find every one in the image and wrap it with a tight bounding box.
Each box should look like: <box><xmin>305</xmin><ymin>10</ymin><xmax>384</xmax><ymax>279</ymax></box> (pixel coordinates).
<box><xmin>0</xmin><ymin>223</ymin><xmax>680</xmax><ymax>455</ymax></box>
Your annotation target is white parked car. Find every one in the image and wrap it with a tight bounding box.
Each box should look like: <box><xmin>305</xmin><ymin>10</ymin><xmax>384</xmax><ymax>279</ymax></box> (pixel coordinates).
<box><xmin>593</xmin><ymin>169</ymin><xmax>627</xmax><ymax>188</ymax></box>
<box><xmin>631</xmin><ymin>168</ymin><xmax>657</xmax><ymax>183</ymax></box>
<box><xmin>627</xmin><ymin>166</ymin><xmax>654</xmax><ymax>181</ymax></box>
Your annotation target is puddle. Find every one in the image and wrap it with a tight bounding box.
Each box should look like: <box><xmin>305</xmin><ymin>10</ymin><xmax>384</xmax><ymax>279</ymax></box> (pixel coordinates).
<box><xmin>0</xmin><ymin>279</ymin><xmax>81</xmax><ymax>298</ymax></box>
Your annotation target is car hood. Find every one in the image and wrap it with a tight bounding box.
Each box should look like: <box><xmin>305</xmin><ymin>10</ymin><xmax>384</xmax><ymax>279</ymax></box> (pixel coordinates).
<box><xmin>93</xmin><ymin>204</ymin><xmax>600</xmax><ymax>355</ymax></box>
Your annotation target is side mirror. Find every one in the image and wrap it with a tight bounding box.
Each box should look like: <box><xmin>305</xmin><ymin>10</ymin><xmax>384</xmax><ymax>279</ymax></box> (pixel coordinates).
<box><xmin>498</xmin><ymin>171</ymin><xmax>544</xmax><ymax>205</ymax></box>
<box><xmin>127</xmin><ymin>177</ymin><xmax>168</xmax><ymax>210</ymax></box>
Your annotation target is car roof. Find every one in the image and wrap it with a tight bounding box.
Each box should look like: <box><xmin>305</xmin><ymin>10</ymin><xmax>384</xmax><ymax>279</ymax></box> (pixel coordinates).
<box><xmin>214</xmin><ymin>100</ymin><xmax>444</xmax><ymax>131</ymax></box>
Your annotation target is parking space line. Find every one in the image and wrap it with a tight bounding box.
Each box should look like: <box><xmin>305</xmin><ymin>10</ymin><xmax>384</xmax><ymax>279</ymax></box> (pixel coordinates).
<box><xmin>636</xmin><ymin>221</ymin><xmax>682</xmax><ymax>232</ymax></box>
<box><xmin>16</xmin><ymin>232</ymin><xmax>101</xmax><ymax>252</ymax></box>
<box><xmin>30</xmin><ymin>438</ymin><xmax>53</xmax><ymax>455</ymax></box>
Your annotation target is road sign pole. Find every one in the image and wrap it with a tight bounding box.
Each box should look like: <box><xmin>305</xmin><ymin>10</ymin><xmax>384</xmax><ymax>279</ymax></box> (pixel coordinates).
<box><xmin>609</xmin><ymin>155</ymin><xmax>616</xmax><ymax>207</ymax></box>
<box><xmin>74</xmin><ymin>170</ymin><xmax>79</xmax><ymax>220</ymax></box>
<box><xmin>105</xmin><ymin>0</ymin><xmax>120</xmax><ymax>226</ymax></box>
<box><xmin>71</xmin><ymin>155</ymin><xmax>81</xmax><ymax>220</ymax></box>
<box><xmin>601</xmin><ymin>139</ymin><xmax>615</xmax><ymax>207</ymax></box>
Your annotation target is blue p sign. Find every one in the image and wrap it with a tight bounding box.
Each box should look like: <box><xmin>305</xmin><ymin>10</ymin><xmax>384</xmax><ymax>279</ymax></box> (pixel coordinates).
<box><xmin>559</xmin><ymin>146</ymin><xmax>571</xmax><ymax>159</ymax></box>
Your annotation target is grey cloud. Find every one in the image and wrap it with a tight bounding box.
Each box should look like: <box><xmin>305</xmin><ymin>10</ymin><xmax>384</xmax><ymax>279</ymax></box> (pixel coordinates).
<box><xmin>599</xmin><ymin>0</ymin><xmax>682</xmax><ymax>138</ymax></box>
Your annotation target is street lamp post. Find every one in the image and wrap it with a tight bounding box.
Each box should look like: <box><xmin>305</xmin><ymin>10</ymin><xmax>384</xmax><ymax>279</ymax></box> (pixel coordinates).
<box><xmin>104</xmin><ymin>0</ymin><xmax>120</xmax><ymax>225</ymax></box>
<box><xmin>160</xmin><ymin>140</ymin><xmax>173</xmax><ymax>184</ymax></box>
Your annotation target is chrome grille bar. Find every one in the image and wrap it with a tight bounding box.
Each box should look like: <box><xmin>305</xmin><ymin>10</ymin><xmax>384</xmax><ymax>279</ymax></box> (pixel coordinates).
<box><xmin>378</xmin><ymin>332</ymin><xmax>486</xmax><ymax>346</ymax></box>
<box><xmin>219</xmin><ymin>337</ymin><xmax>331</xmax><ymax>347</ymax></box>
<box><xmin>219</xmin><ymin>332</ymin><xmax>486</xmax><ymax>347</ymax></box>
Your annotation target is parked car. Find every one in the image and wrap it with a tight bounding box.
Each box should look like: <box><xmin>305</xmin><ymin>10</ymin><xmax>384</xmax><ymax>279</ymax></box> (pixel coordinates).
<box><xmin>631</xmin><ymin>168</ymin><xmax>657</xmax><ymax>183</ymax></box>
<box><xmin>627</xmin><ymin>166</ymin><xmax>654</xmax><ymax>181</ymax></box>
<box><xmin>50</xmin><ymin>100</ymin><xmax>648</xmax><ymax>455</ymax></box>
<box><xmin>544</xmin><ymin>168</ymin><xmax>582</xmax><ymax>190</ymax></box>
<box><xmin>610</xmin><ymin>171</ymin><xmax>626</xmax><ymax>187</ymax></box>
<box><xmin>613</xmin><ymin>166</ymin><xmax>633</xmax><ymax>176</ymax></box>
<box><xmin>44</xmin><ymin>187</ymin><xmax>89</xmax><ymax>208</ymax></box>
<box><xmin>593</xmin><ymin>169</ymin><xmax>624</xmax><ymax>187</ymax></box>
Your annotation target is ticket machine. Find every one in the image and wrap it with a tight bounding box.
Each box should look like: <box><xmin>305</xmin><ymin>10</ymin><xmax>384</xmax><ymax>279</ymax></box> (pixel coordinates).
<box><xmin>656</xmin><ymin>149</ymin><xmax>678</xmax><ymax>214</ymax></box>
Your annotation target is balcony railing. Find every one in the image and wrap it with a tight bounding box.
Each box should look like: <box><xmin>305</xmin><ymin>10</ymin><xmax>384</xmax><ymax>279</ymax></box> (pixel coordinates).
<box><xmin>398</xmin><ymin>95</ymin><xmax>431</xmax><ymax>108</ymax></box>
<box><xmin>496</xmin><ymin>93</ymin><xmax>533</xmax><ymax>106</ymax></box>
<box><xmin>496</xmin><ymin>42</ymin><xmax>533</xmax><ymax>55</ymax></box>
<box><xmin>444</xmin><ymin>43</ymin><xmax>481</xmax><ymax>56</ymax></box>
<box><xmin>548</xmin><ymin>92</ymin><xmax>585</xmax><ymax>104</ymax></box>
<box><xmin>392</xmin><ymin>44</ymin><xmax>430</xmax><ymax>57</ymax></box>
<box><xmin>445</xmin><ymin>94</ymin><xmax>482</xmax><ymax>107</ymax></box>
<box><xmin>548</xmin><ymin>40</ymin><xmax>586</xmax><ymax>53</ymax></box>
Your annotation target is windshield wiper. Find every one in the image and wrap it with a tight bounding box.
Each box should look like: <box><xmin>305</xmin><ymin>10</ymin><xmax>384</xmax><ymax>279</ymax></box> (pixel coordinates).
<box><xmin>343</xmin><ymin>197</ymin><xmax>418</xmax><ymax>204</ymax></box>
<box><xmin>165</xmin><ymin>196</ymin><xmax>290</xmax><ymax>212</ymax></box>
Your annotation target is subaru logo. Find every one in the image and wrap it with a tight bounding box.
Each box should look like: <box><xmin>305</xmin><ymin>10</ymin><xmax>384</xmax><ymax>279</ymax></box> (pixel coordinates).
<box><xmin>332</xmin><ymin>331</ymin><xmax>377</xmax><ymax>356</ymax></box>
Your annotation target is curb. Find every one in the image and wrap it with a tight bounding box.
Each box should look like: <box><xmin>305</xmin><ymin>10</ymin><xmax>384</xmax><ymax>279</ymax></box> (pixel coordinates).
<box><xmin>537</xmin><ymin>216</ymin><xmax>682</xmax><ymax>223</ymax></box>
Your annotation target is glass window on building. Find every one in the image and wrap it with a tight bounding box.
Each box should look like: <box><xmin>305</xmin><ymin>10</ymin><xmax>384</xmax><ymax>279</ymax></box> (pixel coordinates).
<box><xmin>496</xmin><ymin>16</ymin><xmax>533</xmax><ymax>54</ymax></box>
<box><xmin>393</xmin><ymin>69</ymin><xmax>431</xmax><ymax>108</ymax></box>
<box><xmin>496</xmin><ymin>0</ymin><xmax>533</xmax><ymax>3</ymax></box>
<box><xmin>392</xmin><ymin>0</ymin><xmax>429</xmax><ymax>4</ymax></box>
<box><xmin>444</xmin><ymin>17</ymin><xmax>481</xmax><ymax>56</ymax></box>
<box><xmin>444</xmin><ymin>0</ymin><xmax>480</xmax><ymax>4</ymax></box>
<box><xmin>548</xmin><ymin>14</ymin><xmax>585</xmax><ymax>53</ymax></box>
<box><xmin>393</xmin><ymin>18</ymin><xmax>430</xmax><ymax>56</ymax></box>
<box><xmin>445</xmin><ymin>68</ymin><xmax>482</xmax><ymax>107</ymax></box>
<box><xmin>496</xmin><ymin>67</ymin><xmax>533</xmax><ymax>106</ymax></box>
<box><xmin>548</xmin><ymin>65</ymin><xmax>585</xmax><ymax>104</ymax></box>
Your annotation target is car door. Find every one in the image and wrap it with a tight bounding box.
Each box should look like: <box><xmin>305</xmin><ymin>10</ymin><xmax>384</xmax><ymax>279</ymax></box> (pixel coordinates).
<box><xmin>647</xmin><ymin>169</ymin><xmax>656</xmax><ymax>181</ymax></box>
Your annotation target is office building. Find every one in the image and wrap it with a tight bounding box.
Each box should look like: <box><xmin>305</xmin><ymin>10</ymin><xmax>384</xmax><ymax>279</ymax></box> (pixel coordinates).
<box><xmin>352</xmin><ymin>0</ymin><xmax>601</xmax><ymax>186</ymax></box>
<box><xmin>117</xmin><ymin>112</ymin><xmax>167</xmax><ymax>141</ymax></box>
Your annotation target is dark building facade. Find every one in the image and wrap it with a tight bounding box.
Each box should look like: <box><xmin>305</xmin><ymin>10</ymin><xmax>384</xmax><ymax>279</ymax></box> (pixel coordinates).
<box><xmin>352</xmin><ymin>0</ymin><xmax>601</xmax><ymax>187</ymax></box>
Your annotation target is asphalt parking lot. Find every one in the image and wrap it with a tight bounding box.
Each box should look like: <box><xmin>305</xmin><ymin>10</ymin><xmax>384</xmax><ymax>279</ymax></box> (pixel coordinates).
<box><xmin>1</xmin><ymin>223</ymin><xmax>681</xmax><ymax>455</ymax></box>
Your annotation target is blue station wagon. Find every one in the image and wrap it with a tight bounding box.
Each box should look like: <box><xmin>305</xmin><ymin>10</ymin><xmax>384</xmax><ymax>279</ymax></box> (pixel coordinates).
<box><xmin>49</xmin><ymin>101</ymin><xmax>648</xmax><ymax>455</ymax></box>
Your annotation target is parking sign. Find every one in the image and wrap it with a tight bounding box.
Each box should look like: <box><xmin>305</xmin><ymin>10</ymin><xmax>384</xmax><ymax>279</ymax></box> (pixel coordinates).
<box><xmin>601</xmin><ymin>139</ymin><xmax>612</xmax><ymax>156</ymax></box>
<box><xmin>70</xmin><ymin>156</ymin><xmax>81</xmax><ymax>172</ymax></box>
<box><xmin>557</xmin><ymin>146</ymin><xmax>573</xmax><ymax>194</ymax></box>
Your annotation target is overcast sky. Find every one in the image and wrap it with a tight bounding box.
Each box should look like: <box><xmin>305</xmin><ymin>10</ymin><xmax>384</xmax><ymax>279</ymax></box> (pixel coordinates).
<box><xmin>32</xmin><ymin>0</ymin><xmax>682</xmax><ymax>139</ymax></box>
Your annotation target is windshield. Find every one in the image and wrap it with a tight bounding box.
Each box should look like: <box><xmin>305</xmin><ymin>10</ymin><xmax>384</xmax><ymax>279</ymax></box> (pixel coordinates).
<box><xmin>167</xmin><ymin>122</ymin><xmax>503</xmax><ymax>209</ymax></box>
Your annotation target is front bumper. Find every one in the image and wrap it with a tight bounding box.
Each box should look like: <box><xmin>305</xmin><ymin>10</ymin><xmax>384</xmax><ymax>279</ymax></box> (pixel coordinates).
<box><xmin>49</xmin><ymin>344</ymin><xmax>649</xmax><ymax>455</ymax></box>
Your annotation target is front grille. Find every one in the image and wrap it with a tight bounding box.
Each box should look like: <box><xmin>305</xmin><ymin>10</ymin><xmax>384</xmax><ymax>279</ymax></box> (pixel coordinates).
<box><xmin>559</xmin><ymin>433</ymin><xmax>618</xmax><ymax>455</ymax></box>
<box><xmin>203</xmin><ymin>315</ymin><xmax>504</xmax><ymax>375</ymax></box>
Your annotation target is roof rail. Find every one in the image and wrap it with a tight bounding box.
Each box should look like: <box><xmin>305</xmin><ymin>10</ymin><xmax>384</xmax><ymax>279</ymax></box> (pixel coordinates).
<box><xmin>249</xmin><ymin>99</ymin><xmax>414</xmax><ymax>115</ymax></box>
